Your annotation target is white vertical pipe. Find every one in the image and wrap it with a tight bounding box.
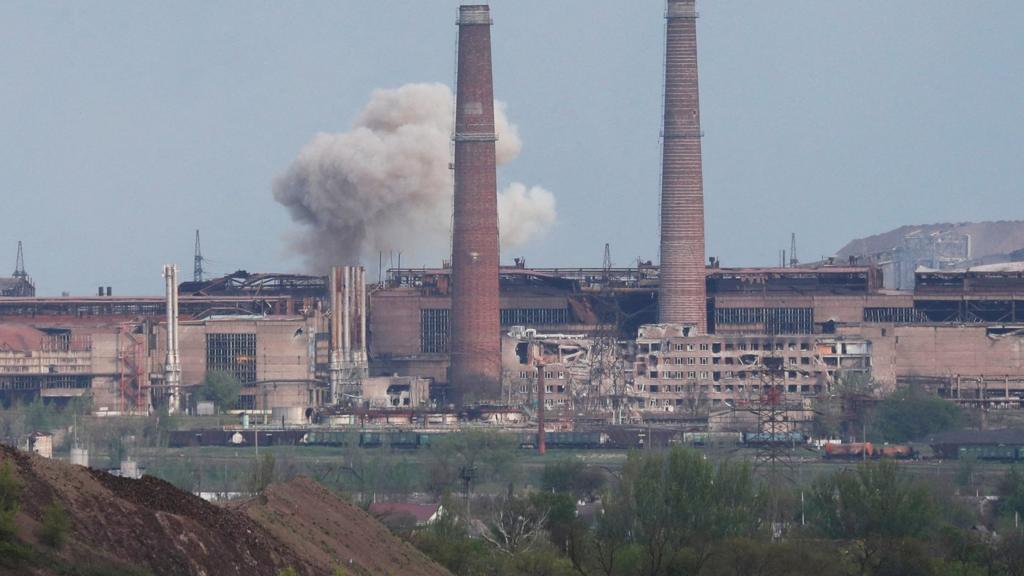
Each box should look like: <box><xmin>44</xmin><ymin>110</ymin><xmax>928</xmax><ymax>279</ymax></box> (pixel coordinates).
<box><xmin>343</xmin><ymin>266</ymin><xmax>352</xmax><ymax>362</ymax></box>
<box><xmin>358</xmin><ymin>267</ymin><xmax>367</xmax><ymax>359</ymax></box>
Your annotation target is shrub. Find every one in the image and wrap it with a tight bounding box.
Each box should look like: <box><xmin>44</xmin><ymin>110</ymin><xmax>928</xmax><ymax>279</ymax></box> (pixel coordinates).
<box><xmin>0</xmin><ymin>459</ymin><xmax>23</xmax><ymax>542</ymax></box>
<box><xmin>39</xmin><ymin>499</ymin><xmax>70</xmax><ymax>548</ymax></box>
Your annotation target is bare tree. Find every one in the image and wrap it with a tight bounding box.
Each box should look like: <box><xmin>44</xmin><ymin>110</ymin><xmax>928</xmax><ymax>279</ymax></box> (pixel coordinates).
<box><xmin>483</xmin><ymin>493</ymin><xmax>549</xmax><ymax>555</ymax></box>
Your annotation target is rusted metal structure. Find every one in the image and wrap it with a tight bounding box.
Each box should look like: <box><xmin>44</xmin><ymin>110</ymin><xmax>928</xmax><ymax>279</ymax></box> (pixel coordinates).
<box><xmin>450</xmin><ymin>4</ymin><xmax>501</xmax><ymax>404</ymax></box>
<box><xmin>658</xmin><ymin>0</ymin><xmax>707</xmax><ymax>331</ymax></box>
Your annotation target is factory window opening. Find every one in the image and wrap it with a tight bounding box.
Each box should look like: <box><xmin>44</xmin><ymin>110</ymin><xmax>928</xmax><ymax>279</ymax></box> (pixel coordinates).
<box><xmin>515</xmin><ymin>342</ymin><xmax>529</xmax><ymax>364</ymax></box>
<box><xmin>206</xmin><ymin>333</ymin><xmax>257</xmax><ymax>384</ymax></box>
<box><xmin>500</xmin><ymin>307</ymin><xmax>570</xmax><ymax>327</ymax></box>
<box><xmin>420</xmin><ymin>309</ymin><xmax>449</xmax><ymax>353</ymax></box>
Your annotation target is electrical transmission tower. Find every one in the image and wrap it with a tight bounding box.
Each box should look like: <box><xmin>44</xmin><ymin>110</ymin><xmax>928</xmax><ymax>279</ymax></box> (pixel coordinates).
<box><xmin>789</xmin><ymin>233</ymin><xmax>798</xmax><ymax>267</ymax></box>
<box><xmin>193</xmin><ymin>230</ymin><xmax>205</xmax><ymax>282</ymax></box>
<box><xmin>13</xmin><ymin>241</ymin><xmax>27</xmax><ymax>279</ymax></box>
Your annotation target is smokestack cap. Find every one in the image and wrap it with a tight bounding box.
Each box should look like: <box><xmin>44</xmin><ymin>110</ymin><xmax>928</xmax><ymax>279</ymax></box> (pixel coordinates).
<box><xmin>457</xmin><ymin>5</ymin><xmax>492</xmax><ymax>25</ymax></box>
<box><xmin>666</xmin><ymin>0</ymin><xmax>698</xmax><ymax>19</ymax></box>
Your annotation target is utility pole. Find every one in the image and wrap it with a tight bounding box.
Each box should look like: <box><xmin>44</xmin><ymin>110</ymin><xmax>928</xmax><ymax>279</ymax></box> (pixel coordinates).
<box><xmin>529</xmin><ymin>335</ymin><xmax>547</xmax><ymax>455</ymax></box>
<box><xmin>193</xmin><ymin>230</ymin><xmax>205</xmax><ymax>282</ymax></box>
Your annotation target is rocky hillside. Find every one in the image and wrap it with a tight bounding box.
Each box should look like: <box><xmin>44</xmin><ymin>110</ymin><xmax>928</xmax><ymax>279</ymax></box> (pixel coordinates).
<box><xmin>0</xmin><ymin>444</ymin><xmax>449</xmax><ymax>576</ymax></box>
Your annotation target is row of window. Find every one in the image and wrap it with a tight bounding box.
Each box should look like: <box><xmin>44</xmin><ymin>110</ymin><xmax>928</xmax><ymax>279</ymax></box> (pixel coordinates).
<box><xmin>641</xmin><ymin>341</ymin><xmax>813</xmax><ymax>354</ymax></box>
<box><xmin>662</xmin><ymin>356</ymin><xmax>813</xmax><ymax>366</ymax></box>
<box><xmin>516</xmin><ymin>370</ymin><xmax>567</xmax><ymax>380</ymax></box>
<box><xmin>649</xmin><ymin>370</ymin><xmax>820</xmax><ymax>381</ymax></box>
<box><xmin>420</xmin><ymin>307</ymin><xmax>571</xmax><ymax>353</ymax></box>
<box><xmin>639</xmin><ymin>383</ymin><xmax>824</xmax><ymax>395</ymax></box>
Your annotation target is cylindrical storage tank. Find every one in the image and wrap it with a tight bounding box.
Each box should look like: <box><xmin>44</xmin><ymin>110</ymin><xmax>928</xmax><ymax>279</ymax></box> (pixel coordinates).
<box><xmin>241</xmin><ymin>413</ymin><xmax>250</xmax><ymax>429</ymax></box>
<box><xmin>70</xmin><ymin>447</ymin><xmax>89</xmax><ymax>468</ymax></box>
<box><xmin>270</xmin><ymin>406</ymin><xmax>306</xmax><ymax>426</ymax></box>
<box><xmin>120</xmin><ymin>460</ymin><xmax>139</xmax><ymax>479</ymax></box>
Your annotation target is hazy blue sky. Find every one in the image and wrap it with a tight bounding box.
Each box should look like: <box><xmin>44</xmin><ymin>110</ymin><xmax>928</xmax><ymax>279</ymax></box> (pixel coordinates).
<box><xmin>2</xmin><ymin>1</ymin><xmax>1021</xmax><ymax>296</ymax></box>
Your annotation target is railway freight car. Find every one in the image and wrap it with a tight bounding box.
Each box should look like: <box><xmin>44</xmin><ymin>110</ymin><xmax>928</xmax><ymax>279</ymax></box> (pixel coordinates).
<box><xmin>957</xmin><ymin>445</ymin><xmax>1023</xmax><ymax>461</ymax></box>
<box><xmin>682</xmin><ymin>432</ymin><xmax>743</xmax><ymax>446</ymax></box>
<box><xmin>824</xmin><ymin>442</ymin><xmax>873</xmax><ymax>459</ymax></box>
<box><xmin>517</xmin><ymin>431</ymin><xmax>612</xmax><ymax>449</ymax></box>
<box><xmin>743</xmin><ymin>432</ymin><xmax>807</xmax><ymax>446</ymax></box>
<box><xmin>876</xmin><ymin>444</ymin><xmax>915</xmax><ymax>459</ymax></box>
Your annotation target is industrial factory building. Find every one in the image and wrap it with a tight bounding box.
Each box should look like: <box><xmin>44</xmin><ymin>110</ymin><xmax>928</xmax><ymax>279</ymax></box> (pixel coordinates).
<box><xmin>2</xmin><ymin>0</ymin><xmax>1024</xmax><ymax>431</ymax></box>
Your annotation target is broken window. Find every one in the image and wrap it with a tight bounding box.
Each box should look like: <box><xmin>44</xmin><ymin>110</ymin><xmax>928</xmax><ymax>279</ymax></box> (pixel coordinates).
<box><xmin>420</xmin><ymin>309</ymin><xmax>449</xmax><ymax>353</ymax></box>
<box><xmin>207</xmin><ymin>333</ymin><xmax>257</xmax><ymax>383</ymax></box>
<box><xmin>500</xmin><ymin>307</ymin><xmax>570</xmax><ymax>326</ymax></box>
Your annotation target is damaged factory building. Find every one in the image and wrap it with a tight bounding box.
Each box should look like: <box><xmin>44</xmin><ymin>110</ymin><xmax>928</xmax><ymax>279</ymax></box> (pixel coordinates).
<box><xmin>3</xmin><ymin>0</ymin><xmax>1024</xmax><ymax>437</ymax></box>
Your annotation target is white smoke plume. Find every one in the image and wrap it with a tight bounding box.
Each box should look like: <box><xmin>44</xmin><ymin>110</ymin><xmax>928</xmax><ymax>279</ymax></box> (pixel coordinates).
<box><xmin>498</xmin><ymin>183</ymin><xmax>557</xmax><ymax>249</ymax></box>
<box><xmin>273</xmin><ymin>82</ymin><xmax>555</xmax><ymax>271</ymax></box>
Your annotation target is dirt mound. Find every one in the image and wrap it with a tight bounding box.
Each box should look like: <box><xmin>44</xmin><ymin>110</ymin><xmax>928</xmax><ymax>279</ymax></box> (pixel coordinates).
<box><xmin>836</xmin><ymin>220</ymin><xmax>1024</xmax><ymax>259</ymax></box>
<box><xmin>0</xmin><ymin>445</ymin><xmax>449</xmax><ymax>576</ymax></box>
<box><xmin>235</xmin><ymin>477</ymin><xmax>450</xmax><ymax>576</ymax></box>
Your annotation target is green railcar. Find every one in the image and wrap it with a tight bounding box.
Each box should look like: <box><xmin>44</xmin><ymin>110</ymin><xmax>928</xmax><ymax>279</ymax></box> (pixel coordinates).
<box><xmin>359</xmin><ymin>431</ymin><xmax>384</xmax><ymax>447</ymax></box>
<box><xmin>958</xmin><ymin>445</ymin><xmax>1021</xmax><ymax>461</ymax></box>
<box><xmin>390</xmin><ymin>431</ymin><xmax>421</xmax><ymax>449</ymax></box>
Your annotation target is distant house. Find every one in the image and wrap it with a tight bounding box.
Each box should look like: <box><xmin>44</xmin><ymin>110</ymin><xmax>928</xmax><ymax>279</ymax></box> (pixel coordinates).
<box><xmin>368</xmin><ymin>502</ymin><xmax>444</xmax><ymax>527</ymax></box>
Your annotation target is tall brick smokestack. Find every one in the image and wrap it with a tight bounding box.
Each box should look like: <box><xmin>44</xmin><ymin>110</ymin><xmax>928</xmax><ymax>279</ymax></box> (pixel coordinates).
<box><xmin>450</xmin><ymin>5</ymin><xmax>501</xmax><ymax>404</ymax></box>
<box><xmin>658</xmin><ymin>0</ymin><xmax>707</xmax><ymax>331</ymax></box>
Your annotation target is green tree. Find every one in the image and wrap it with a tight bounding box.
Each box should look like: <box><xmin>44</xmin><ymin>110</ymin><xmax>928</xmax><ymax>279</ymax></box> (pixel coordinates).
<box><xmin>248</xmin><ymin>453</ymin><xmax>276</xmax><ymax>494</ymax></box>
<box><xmin>411</xmin><ymin>506</ymin><xmax>497</xmax><ymax>575</ymax></box>
<box><xmin>593</xmin><ymin>448</ymin><xmax>761</xmax><ymax>573</ymax></box>
<box><xmin>874</xmin><ymin>386</ymin><xmax>962</xmax><ymax>442</ymax></box>
<box><xmin>807</xmin><ymin>461</ymin><xmax>940</xmax><ymax>576</ymax></box>
<box><xmin>39</xmin><ymin>499</ymin><xmax>70</xmax><ymax>548</ymax></box>
<box><xmin>427</xmin><ymin>430</ymin><xmax>517</xmax><ymax>497</ymax></box>
<box><xmin>808</xmin><ymin>460</ymin><xmax>936</xmax><ymax>540</ymax></box>
<box><xmin>25</xmin><ymin>397</ymin><xmax>57</xmax><ymax>432</ymax></box>
<box><xmin>0</xmin><ymin>459</ymin><xmax>23</xmax><ymax>542</ymax></box>
<box><xmin>541</xmin><ymin>458</ymin><xmax>605</xmax><ymax>500</ymax></box>
<box><xmin>998</xmin><ymin>466</ymin><xmax>1024</xmax><ymax>521</ymax></box>
<box><xmin>199</xmin><ymin>371</ymin><xmax>243</xmax><ymax>413</ymax></box>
